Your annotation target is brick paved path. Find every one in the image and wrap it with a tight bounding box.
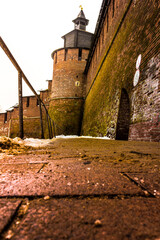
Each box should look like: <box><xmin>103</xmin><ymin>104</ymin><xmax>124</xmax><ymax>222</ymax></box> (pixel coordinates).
<box><xmin>0</xmin><ymin>138</ymin><xmax>160</xmax><ymax>239</ymax></box>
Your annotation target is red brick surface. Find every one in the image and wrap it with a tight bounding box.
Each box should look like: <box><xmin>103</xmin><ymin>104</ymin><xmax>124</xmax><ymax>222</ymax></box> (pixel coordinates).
<box><xmin>82</xmin><ymin>0</ymin><xmax>160</xmax><ymax>142</ymax></box>
<box><xmin>51</xmin><ymin>48</ymin><xmax>89</xmax><ymax>99</ymax></box>
<box><xmin>0</xmin><ymin>90</ymin><xmax>50</xmax><ymax>138</ymax></box>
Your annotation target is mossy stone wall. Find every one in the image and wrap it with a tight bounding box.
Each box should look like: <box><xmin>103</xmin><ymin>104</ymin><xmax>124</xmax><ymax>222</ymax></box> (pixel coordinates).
<box><xmin>49</xmin><ymin>48</ymin><xmax>89</xmax><ymax>136</ymax></box>
<box><xmin>82</xmin><ymin>0</ymin><xmax>160</xmax><ymax>141</ymax></box>
<box><xmin>9</xmin><ymin>117</ymin><xmax>50</xmax><ymax>139</ymax></box>
<box><xmin>49</xmin><ymin>99</ymin><xmax>84</xmax><ymax>136</ymax></box>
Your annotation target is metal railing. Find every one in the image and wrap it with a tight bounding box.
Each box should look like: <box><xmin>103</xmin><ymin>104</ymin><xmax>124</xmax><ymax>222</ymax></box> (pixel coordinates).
<box><xmin>0</xmin><ymin>36</ymin><xmax>55</xmax><ymax>139</ymax></box>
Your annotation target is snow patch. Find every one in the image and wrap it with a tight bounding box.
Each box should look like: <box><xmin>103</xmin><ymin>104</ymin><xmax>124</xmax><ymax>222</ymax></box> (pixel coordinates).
<box><xmin>56</xmin><ymin>135</ymin><xmax>110</xmax><ymax>140</ymax></box>
<box><xmin>23</xmin><ymin>138</ymin><xmax>55</xmax><ymax>147</ymax></box>
<box><xmin>11</xmin><ymin>135</ymin><xmax>111</xmax><ymax>148</ymax></box>
<box><xmin>56</xmin><ymin>135</ymin><xmax>79</xmax><ymax>139</ymax></box>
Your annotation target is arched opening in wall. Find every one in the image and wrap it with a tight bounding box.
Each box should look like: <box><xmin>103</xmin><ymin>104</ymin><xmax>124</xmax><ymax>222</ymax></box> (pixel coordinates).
<box><xmin>116</xmin><ymin>88</ymin><xmax>130</xmax><ymax>140</ymax></box>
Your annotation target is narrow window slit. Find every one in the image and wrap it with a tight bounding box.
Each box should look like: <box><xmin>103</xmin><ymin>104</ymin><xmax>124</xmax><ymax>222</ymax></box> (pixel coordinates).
<box><xmin>26</xmin><ymin>97</ymin><xmax>30</xmax><ymax>107</ymax></box>
<box><xmin>78</xmin><ymin>49</ymin><xmax>82</xmax><ymax>61</ymax></box>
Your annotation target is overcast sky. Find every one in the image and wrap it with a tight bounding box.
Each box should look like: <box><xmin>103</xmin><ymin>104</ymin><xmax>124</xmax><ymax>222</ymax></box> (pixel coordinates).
<box><xmin>0</xmin><ymin>0</ymin><xmax>102</xmax><ymax>112</ymax></box>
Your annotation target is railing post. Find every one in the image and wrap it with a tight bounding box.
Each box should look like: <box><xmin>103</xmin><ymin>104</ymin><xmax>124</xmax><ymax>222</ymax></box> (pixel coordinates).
<box><xmin>52</xmin><ymin>120</ymin><xmax>56</xmax><ymax>137</ymax></box>
<box><xmin>47</xmin><ymin>114</ymin><xmax>51</xmax><ymax>139</ymax></box>
<box><xmin>46</xmin><ymin>113</ymin><xmax>51</xmax><ymax>139</ymax></box>
<box><xmin>1</xmin><ymin>37</ymin><xmax>56</xmax><ymax>140</ymax></box>
<box><xmin>49</xmin><ymin>117</ymin><xmax>53</xmax><ymax>138</ymax></box>
<box><xmin>18</xmin><ymin>71</ymin><xmax>24</xmax><ymax>139</ymax></box>
<box><xmin>39</xmin><ymin>100</ymin><xmax>44</xmax><ymax>139</ymax></box>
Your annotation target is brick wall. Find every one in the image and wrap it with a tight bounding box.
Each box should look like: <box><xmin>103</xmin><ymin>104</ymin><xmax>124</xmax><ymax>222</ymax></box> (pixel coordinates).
<box><xmin>129</xmin><ymin>54</ymin><xmax>160</xmax><ymax>141</ymax></box>
<box><xmin>49</xmin><ymin>99</ymin><xmax>84</xmax><ymax>136</ymax></box>
<box><xmin>51</xmin><ymin>48</ymin><xmax>89</xmax><ymax>99</ymax></box>
<box><xmin>49</xmin><ymin>47</ymin><xmax>89</xmax><ymax>135</ymax></box>
<box><xmin>9</xmin><ymin>118</ymin><xmax>42</xmax><ymax>139</ymax></box>
<box><xmin>0</xmin><ymin>89</ymin><xmax>51</xmax><ymax>138</ymax></box>
<box><xmin>82</xmin><ymin>0</ymin><xmax>160</xmax><ymax>141</ymax></box>
<box><xmin>85</xmin><ymin>0</ymin><xmax>129</xmax><ymax>94</ymax></box>
<box><xmin>0</xmin><ymin>113</ymin><xmax>9</xmax><ymax>136</ymax></box>
<box><xmin>23</xmin><ymin>96</ymin><xmax>40</xmax><ymax>118</ymax></box>
<box><xmin>0</xmin><ymin>113</ymin><xmax>5</xmax><ymax>123</ymax></box>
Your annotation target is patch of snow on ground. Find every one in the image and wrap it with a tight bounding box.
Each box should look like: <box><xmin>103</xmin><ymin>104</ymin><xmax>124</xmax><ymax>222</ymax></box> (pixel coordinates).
<box><xmin>56</xmin><ymin>135</ymin><xmax>79</xmax><ymax>139</ymax></box>
<box><xmin>23</xmin><ymin>138</ymin><xmax>55</xmax><ymax>147</ymax></box>
<box><xmin>81</xmin><ymin>136</ymin><xmax>110</xmax><ymax>140</ymax></box>
<box><xmin>56</xmin><ymin>135</ymin><xmax>110</xmax><ymax>140</ymax></box>
<box><xmin>13</xmin><ymin>137</ymin><xmax>24</xmax><ymax>145</ymax></box>
<box><xmin>13</xmin><ymin>135</ymin><xmax>110</xmax><ymax>148</ymax></box>
<box><xmin>0</xmin><ymin>153</ymin><xmax>6</xmax><ymax>160</ymax></box>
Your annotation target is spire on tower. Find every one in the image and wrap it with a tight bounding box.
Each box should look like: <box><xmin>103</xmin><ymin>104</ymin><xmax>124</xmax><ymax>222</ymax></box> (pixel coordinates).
<box><xmin>61</xmin><ymin>7</ymin><xmax>93</xmax><ymax>49</ymax></box>
<box><xmin>72</xmin><ymin>8</ymin><xmax>89</xmax><ymax>31</ymax></box>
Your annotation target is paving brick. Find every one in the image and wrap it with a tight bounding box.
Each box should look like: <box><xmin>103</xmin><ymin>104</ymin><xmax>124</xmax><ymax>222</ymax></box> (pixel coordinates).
<box><xmin>0</xmin><ymin>163</ymin><xmax>44</xmax><ymax>174</ymax></box>
<box><xmin>126</xmin><ymin>172</ymin><xmax>160</xmax><ymax>198</ymax></box>
<box><xmin>12</xmin><ymin>198</ymin><xmax>160</xmax><ymax>240</ymax></box>
<box><xmin>0</xmin><ymin>166</ymin><xmax>143</xmax><ymax>197</ymax></box>
<box><xmin>0</xmin><ymin>199</ymin><xmax>21</xmax><ymax>233</ymax></box>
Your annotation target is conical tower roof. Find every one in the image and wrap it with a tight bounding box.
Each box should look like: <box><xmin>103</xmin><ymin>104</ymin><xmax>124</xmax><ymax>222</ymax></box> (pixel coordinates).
<box><xmin>77</xmin><ymin>10</ymin><xmax>86</xmax><ymax>19</ymax></box>
<box><xmin>61</xmin><ymin>7</ymin><xmax>93</xmax><ymax>49</ymax></box>
<box><xmin>72</xmin><ymin>9</ymin><xmax>89</xmax><ymax>30</ymax></box>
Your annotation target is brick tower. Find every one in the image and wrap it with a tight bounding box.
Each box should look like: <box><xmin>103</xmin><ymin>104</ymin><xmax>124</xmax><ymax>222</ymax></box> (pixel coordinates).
<box><xmin>49</xmin><ymin>8</ymin><xmax>93</xmax><ymax>136</ymax></box>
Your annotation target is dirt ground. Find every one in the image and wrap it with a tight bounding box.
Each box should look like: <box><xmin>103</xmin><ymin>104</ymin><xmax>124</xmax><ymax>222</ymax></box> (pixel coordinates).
<box><xmin>0</xmin><ymin>137</ymin><xmax>160</xmax><ymax>240</ymax></box>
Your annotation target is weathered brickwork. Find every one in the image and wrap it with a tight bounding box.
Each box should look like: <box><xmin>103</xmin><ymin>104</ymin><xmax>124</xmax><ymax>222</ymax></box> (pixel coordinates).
<box><xmin>82</xmin><ymin>0</ymin><xmax>160</xmax><ymax>141</ymax></box>
<box><xmin>51</xmin><ymin>48</ymin><xmax>89</xmax><ymax>99</ymax></box>
<box><xmin>0</xmin><ymin>81</ymin><xmax>51</xmax><ymax>138</ymax></box>
<box><xmin>49</xmin><ymin>99</ymin><xmax>84</xmax><ymax>136</ymax></box>
<box><xmin>23</xmin><ymin>96</ymin><xmax>40</xmax><ymax>117</ymax></box>
<box><xmin>1</xmin><ymin>1</ymin><xmax>159</xmax><ymax>141</ymax></box>
<box><xmin>85</xmin><ymin>0</ymin><xmax>130</xmax><ymax>94</ymax></box>
<box><xmin>49</xmin><ymin>48</ymin><xmax>89</xmax><ymax>135</ymax></box>
<box><xmin>9</xmin><ymin>118</ymin><xmax>42</xmax><ymax>138</ymax></box>
<box><xmin>0</xmin><ymin>113</ymin><xmax>9</xmax><ymax>136</ymax></box>
<box><xmin>129</xmin><ymin>55</ymin><xmax>160</xmax><ymax>141</ymax></box>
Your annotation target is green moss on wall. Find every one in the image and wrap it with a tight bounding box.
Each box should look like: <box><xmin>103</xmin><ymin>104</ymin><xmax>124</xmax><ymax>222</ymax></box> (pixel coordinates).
<box><xmin>82</xmin><ymin>0</ymin><xmax>159</xmax><ymax>138</ymax></box>
<box><xmin>49</xmin><ymin>99</ymin><xmax>84</xmax><ymax>136</ymax></box>
<box><xmin>10</xmin><ymin>118</ymin><xmax>47</xmax><ymax>139</ymax></box>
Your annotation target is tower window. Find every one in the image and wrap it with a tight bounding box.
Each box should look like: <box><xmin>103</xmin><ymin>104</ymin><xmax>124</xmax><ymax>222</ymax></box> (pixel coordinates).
<box><xmin>26</xmin><ymin>97</ymin><xmax>30</xmax><ymax>107</ymax></box>
<box><xmin>78</xmin><ymin>49</ymin><xmax>82</xmax><ymax>61</ymax></box>
<box><xmin>37</xmin><ymin>99</ymin><xmax>40</xmax><ymax>106</ymax></box>
<box><xmin>75</xmin><ymin>81</ymin><xmax>80</xmax><ymax>87</ymax></box>
<box><xmin>81</xmin><ymin>22</ymin><xmax>85</xmax><ymax>26</ymax></box>
<box><xmin>55</xmin><ymin>53</ymin><xmax>57</xmax><ymax>64</ymax></box>
<box><xmin>4</xmin><ymin>112</ymin><xmax>7</xmax><ymax>123</ymax></box>
<box><xmin>64</xmin><ymin>49</ymin><xmax>68</xmax><ymax>61</ymax></box>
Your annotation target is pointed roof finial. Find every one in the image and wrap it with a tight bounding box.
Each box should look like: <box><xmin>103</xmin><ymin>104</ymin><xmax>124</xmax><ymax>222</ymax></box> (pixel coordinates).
<box><xmin>72</xmin><ymin>7</ymin><xmax>89</xmax><ymax>30</ymax></box>
<box><xmin>79</xmin><ymin>5</ymin><xmax>83</xmax><ymax>10</ymax></box>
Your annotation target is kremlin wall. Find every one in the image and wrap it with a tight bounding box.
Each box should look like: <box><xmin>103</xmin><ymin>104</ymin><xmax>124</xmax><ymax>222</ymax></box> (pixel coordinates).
<box><xmin>0</xmin><ymin>0</ymin><xmax>160</xmax><ymax>141</ymax></box>
<box><xmin>0</xmin><ymin>81</ymin><xmax>52</xmax><ymax>138</ymax></box>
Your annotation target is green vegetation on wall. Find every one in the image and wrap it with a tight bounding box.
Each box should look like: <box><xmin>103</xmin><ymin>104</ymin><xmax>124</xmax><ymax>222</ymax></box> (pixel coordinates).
<box><xmin>10</xmin><ymin>118</ymin><xmax>48</xmax><ymax>139</ymax></box>
<box><xmin>82</xmin><ymin>0</ymin><xmax>159</xmax><ymax>138</ymax></box>
<box><xmin>49</xmin><ymin>99</ymin><xmax>84</xmax><ymax>136</ymax></box>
